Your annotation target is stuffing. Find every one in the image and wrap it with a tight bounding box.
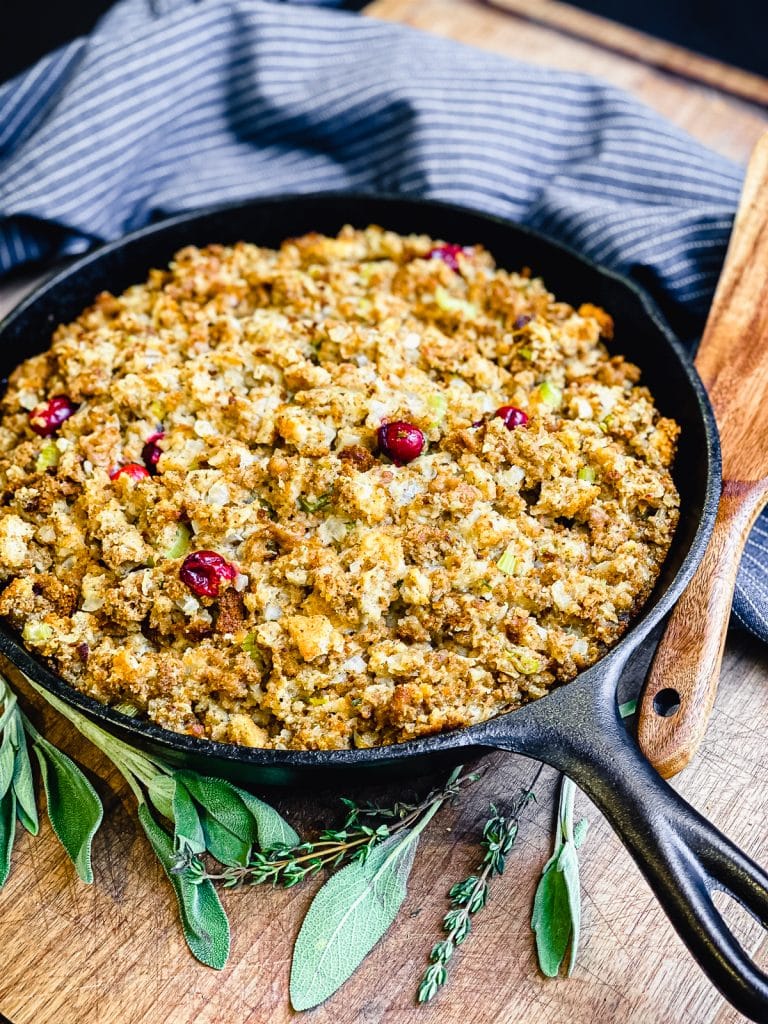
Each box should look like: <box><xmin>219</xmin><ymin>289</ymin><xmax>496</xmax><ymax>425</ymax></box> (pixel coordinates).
<box><xmin>0</xmin><ymin>226</ymin><xmax>679</xmax><ymax>749</ymax></box>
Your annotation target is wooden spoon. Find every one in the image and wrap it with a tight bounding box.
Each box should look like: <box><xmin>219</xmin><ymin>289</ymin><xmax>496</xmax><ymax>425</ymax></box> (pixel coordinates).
<box><xmin>637</xmin><ymin>132</ymin><xmax>768</xmax><ymax>779</ymax></box>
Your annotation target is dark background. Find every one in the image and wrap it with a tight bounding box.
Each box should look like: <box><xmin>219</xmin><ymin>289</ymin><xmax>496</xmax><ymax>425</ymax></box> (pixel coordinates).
<box><xmin>2</xmin><ymin>0</ymin><xmax>110</xmax><ymax>83</ymax></box>
<box><xmin>574</xmin><ymin>0</ymin><xmax>766</xmax><ymax>77</ymax></box>
<box><xmin>1</xmin><ymin>0</ymin><xmax>766</xmax><ymax>85</ymax></box>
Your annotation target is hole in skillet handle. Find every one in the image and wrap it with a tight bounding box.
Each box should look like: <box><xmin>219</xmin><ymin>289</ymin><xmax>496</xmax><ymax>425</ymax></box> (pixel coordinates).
<box><xmin>653</xmin><ymin>687</ymin><xmax>681</xmax><ymax>718</ymax></box>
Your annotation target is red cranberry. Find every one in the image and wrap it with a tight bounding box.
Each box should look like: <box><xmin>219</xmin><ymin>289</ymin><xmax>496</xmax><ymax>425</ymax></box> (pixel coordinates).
<box><xmin>110</xmin><ymin>463</ymin><xmax>150</xmax><ymax>482</ymax></box>
<box><xmin>28</xmin><ymin>395</ymin><xmax>77</xmax><ymax>437</ymax></box>
<box><xmin>180</xmin><ymin>550</ymin><xmax>237</xmax><ymax>598</ymax></box>
<box><xmin>377</xmin><ymin>421</ymin><xmax>425</xmax><ymax>466</ymax></box>
<box><xmin>427</xmin><ymin>244</ymin><xmax>471</xmax><ymax>273</ymax></box>
<box><xmin>494</xmin><ymin>406</ymin><xmax>529</xmax><ymax>429</ymax></box>
<box><xmin>141</xmin><ymin>430</ymin><xmax>165</xmax><ymax>474</ymax></box>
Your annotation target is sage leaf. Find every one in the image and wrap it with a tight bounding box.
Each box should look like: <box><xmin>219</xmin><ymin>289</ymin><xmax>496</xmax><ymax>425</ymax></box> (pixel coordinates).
<box><xmin>558</xmin><ymin>842</ymin><xmax>582</xmax><ymax>973</ymax></box>
<box><xmin>531</xmin><ymin>854</ymin><xmax>572</xmax><ymax>977</ymax></box>
<box><xmin>573</xmin><ymin>817</ymin><xmax>589</xmax><ymax>849</ymax></box>
<box><xmin>198</xmin><ymin>809</ymin><xmax>251</xmax><ymax>868</ymax></box>
<box><xmin>0</xmin><ymin>686</ymin><xmax>17</xmax><ymax>733</ymax></box>
<box><xmin>235</xmin><ymin>787</ymin><xmax>300</xmax><ymax>852</ymax></box>
<box><xmin>0</xmin><ymin>735</ymin><xmax>14</xmax><ymax>800</ymax></box>
<box><xmin>172</xmin><ymin>771</ymin><xmax>295</xmax><ymax>866</ymax></box>
<box><xmin>12</xmin><ymin>744</ymin><xmax>38</xmax><ymax>835</ymax></box>
<box><xmin>32</xmin><ymin>735</ymin><xmax>103</xmax><ymax>883</ymax></box>
<box><xmin>532</xmin><ymin>777</ymin><xmax>589</xmax><ymax>978</ymax></box>
<box><xmin>0</xmin><ymin>788</ymin><xmax>16</xmax><ymax>887</ymax></box>
<box><xmin>10</xmin><ymin>717</ymin><xmax>38</xmax><ymax>835</ymax></box>
<box><xmin>174</xmin><ymin>771</ymin><xmax>258</xmax><ymax>847</ymax></box>
<box><xmin>174</xmin><ymin>774</ymin><xmax>253</xmax><ymax>866</ymax></box>
<box><xmin>137</xmin><ymin>801</ymin><xmax>230</xmax><ymax>969</ymax></box>
<box><xmin>172</xmin><ymin>781</ymin><xmax>206</xmax><ymax>857</ymax></box>
<box><xmin>290</xmin><ymin>829</ymin><xmax>421</xmax><ymax>1010</ymax></box>
<box><xmin>147</xmin><ymin>774</ymin><xmax>176</xmax><ymax>821</ymax></box>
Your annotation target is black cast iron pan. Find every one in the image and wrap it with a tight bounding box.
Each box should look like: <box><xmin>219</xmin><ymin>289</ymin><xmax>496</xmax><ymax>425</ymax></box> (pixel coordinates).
<box><xmin>1</xmin><ymin>195</ymin><xmax>767</xmax><ymax>1020</ymax></box>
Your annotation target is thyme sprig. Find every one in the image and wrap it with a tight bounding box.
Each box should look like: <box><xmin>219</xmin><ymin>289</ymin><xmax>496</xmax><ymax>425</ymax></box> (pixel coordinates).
<box><xmin>189</xmin><ymin>767</ymin><xmax>481</xmax><ymax>889</ymax></box>
<box><xmin>418</xmin><ymin>764</ymin><xmax>544</xmax><ymax>1003</ymax></box>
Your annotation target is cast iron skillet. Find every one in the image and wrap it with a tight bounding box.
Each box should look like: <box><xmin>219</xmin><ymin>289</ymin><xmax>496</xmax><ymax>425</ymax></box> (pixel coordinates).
<box><xmin>1</xmin><ymin>196</ymin><xmax>767</xmax><ymax>1020</ymax></box>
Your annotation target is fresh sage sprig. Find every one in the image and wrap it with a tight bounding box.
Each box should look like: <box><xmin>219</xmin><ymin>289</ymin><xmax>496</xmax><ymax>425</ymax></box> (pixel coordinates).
<box><xmin>531</xmin><ymin>775</ymin><xmax>589</xmax><ymax>977</ymax></box>
<box><xmin>26</xmin><ymin>718</ymin><xmax>103</xmax><ymax>882</ymax></box>
<box><xmin>528</xmin><ymin>694</ymin><xmax>630</xmax><ymax>980</ymax></box>
<box><xmin>21</xmin><ymin>674</ymin><xmax>298</xmax><ymax>969</ymax></box>
<box><xmin>418</xmin><ymin>764</ymin><xmax>543</xmax><ymax>1003</ymax></box>
<box><xmin>289</xmin><ymin>765</ymin><xmax>470</xmax><ymax>1011</ymax></box>
<box><xmin>0</xmin><ymin>673</ymin><xmax>102</xmax><ymax>886</ymax></box>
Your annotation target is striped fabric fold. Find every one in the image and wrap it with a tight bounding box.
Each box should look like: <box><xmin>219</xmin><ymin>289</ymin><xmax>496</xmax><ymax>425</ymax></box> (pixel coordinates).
<box><xmin>0</xmin><ymin>0</ymin><xmax>765</xmax><ymax>641</ymax></box>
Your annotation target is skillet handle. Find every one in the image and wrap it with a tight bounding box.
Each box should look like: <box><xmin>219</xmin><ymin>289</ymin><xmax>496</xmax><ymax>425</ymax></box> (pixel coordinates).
<box><xmin>477</xmin><ymin>656</ymin><xmax>768</xmax><ymax>1022</ymax></box>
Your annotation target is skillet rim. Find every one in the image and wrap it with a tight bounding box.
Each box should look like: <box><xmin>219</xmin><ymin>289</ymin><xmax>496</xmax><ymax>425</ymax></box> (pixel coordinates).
<box><xmin>0</xmin><ymin>192</ymin><xmax>722</xmax><ymax>768</ymax></box>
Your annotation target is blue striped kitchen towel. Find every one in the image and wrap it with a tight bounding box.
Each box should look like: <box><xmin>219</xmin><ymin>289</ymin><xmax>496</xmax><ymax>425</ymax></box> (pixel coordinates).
<box><xmin>0</xmin><ymin>0</ymin><xmax>765</xmax><ymax>640</ymax></box>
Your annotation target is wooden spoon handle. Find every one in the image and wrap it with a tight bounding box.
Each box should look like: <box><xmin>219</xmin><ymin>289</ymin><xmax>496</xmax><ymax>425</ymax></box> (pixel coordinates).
<box><xmin>637</xmin><ymin>480</ymin><xmax>768</xmax><ymax>778</ymax></box>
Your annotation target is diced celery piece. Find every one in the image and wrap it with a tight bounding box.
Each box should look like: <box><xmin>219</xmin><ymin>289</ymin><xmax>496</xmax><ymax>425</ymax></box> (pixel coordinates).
<box><xmin>496</xmin><ymin>543</ymin><xmax>517</xmax><ymax>575</ymax></box>
<box><xmin>599</xmin><ymin>415</ymin><xmax>613</xmax><ymax>434</ymax></box>
<box><xmin>538</xmin><ymin>380</ymin><xmax>563</xmax><ymax>409</ymax></box>
<box><xmin>164</xmin><ymin>523</ymin><xmax>191</xmax><ymax>559</ymax></box>
<box><xmin>242</xmin><ymin>632</ymin><xmax>264</xmax><ymax>665</ymax></box>
<box><xmin>298</xmin><ymin>493</ymin><xmax>332</xmax><ymax>514</ymax></box>
<box><xmin>434</xmin><ymin>286</ymin><xmax>478</xmax><ymax>318</ymax></box>
<box><xmin>508</xmin><ymin>647</ymin><xmax>541</xmax><ymax>675</ymax></box>
<box><xmin>22</xmin><ymin>621</ymin><xmax>54</xmax><ymax>645</ymax></box>
<box><xmin>35</xmin><ymin>441</ymin><xmax>60</xmax><ymax>473</ymax></box>
<box><xmin>426</xmin><ymin>393</ymin><xmax>448</xmax><ymax>427</ymax></box>
<box><xmin>113</xmin><ymin>702</ymin><xmax>139</xmax><ymax>717</ymax></box>
<box><xmin>149</xmin><ymin>401</ymin><xmax>166</xmax><ymax>422</ymax></box>
<box><xmin>577</xmin><ymin>466</ymin><xmax>596</xmax><ymax>483</ymax></box>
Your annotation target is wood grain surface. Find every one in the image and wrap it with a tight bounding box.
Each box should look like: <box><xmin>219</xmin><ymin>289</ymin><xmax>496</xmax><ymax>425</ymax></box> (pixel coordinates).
<box><xmin>367</xmin><ymin>0</ymin><xmax>768</xmax><ymax>165</ymax></box>
<box><xmin>694</xmin><ymin>134</ymin><xmax>768</xmax><ymax>483</ymax></box>
<box><xmin>639</xmin><ymin>133</ymin><xmax>768</xmax><ymax>777</ymax></box>
<box><xmin>1</xmin><ymin>3</ymin><xmax>768</xmax><ymax>1023</ymax></box>
<box><xmin>639</xmin><ymin>480</ymin><xmax>768</xmax><ymax>779</ymax></box>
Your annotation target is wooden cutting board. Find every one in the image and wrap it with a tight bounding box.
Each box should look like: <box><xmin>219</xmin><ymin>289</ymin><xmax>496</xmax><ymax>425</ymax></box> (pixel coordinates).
<box><xmin>0</xmin><ymin>3</ymin><xmax>767</xmax><ymax>1023</ymax></box>
<box><xmin>0</xmin><ymin>640</ymin><xmax>767</xmax><ymax>1024</ymax></box>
